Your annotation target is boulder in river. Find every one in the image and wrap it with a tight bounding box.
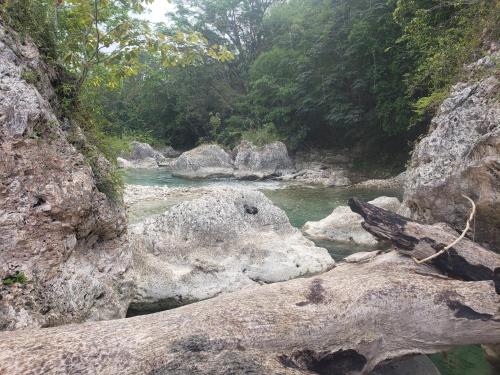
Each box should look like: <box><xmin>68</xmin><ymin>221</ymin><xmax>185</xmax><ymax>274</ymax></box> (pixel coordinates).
<box><xmin>128</xmin><ymin>188</ymin><xmax>335</xmax><ymax>314</ymax></box>
<box><xmin>129</xmin><ymin>141</ymin><xmax>166</xmax><ymax>164</ymax></box>
<box><xmin>403</xmin><ymin>52</ymin><xmax>499</xmax><ymax>248</ymax></box>
<box><xmin>172</xmin><ymin>144</ymin><xmax>235</xmax><ymax>178</ymax></box>
<box><xmin>302</xmin><ymin>196</ymin><xmax>401</xmax><ymax>246</ymax></box>
<box><xmin>159</xmin><ymin>145</ymin><xmax>181</xmax><ymax>158</ymax></box>
<box><xmin>117</xmin><ymin>141</ymin><xmax>169</xmax><ymax>169</ymax></box>
<box><xmin>234</xmin><ymin>141</ymin><xmax>295</xmax><ymax>179</ymax></box>
<box><xmin>280</xmin><ymin>162</ymin><xmax>351</xmax><ymax>186</ymax></box>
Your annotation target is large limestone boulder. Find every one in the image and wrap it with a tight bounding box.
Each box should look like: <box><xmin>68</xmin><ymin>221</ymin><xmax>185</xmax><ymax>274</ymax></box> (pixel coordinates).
<box><xmin>159</xmin><ymin>145</ymin><xmax>181</xmax><ymax>158</ymax></box>
<box><xmin>0</xmin><ymin>24</ymin><xmax>133</xmax><ymax>330</ymax></box>
<box><xmin>128</xmin><ymin>188</ymin><xmax>335</xmax><ymax>313</ymax></box>
<box><xmin>234</xmin><ymin>141</ymin><xmax>294</xmax><ymax>179</ymax></box>
<box><xmin>172</xmin><ymin>144</ymin><xmax>235</xmax><ymax>178</ymax></box>
<box><xmin>303</xmin><ymin>197</ymin><xmax>401</xmax><ymax>246</ymax></box>
<box><xmin>403</xmin><ymin>55</ymin><xmax>499</xmax><ymax>248</ymax></box>
<box><xmin>117</xmin><ymin>142</ymin><xmax>179</xmax><ymax>169</ymax></box>
<box><xmin>129</xmin><ymin>141</ymin><xmax>166</xmax><ymax>164</ymax></box>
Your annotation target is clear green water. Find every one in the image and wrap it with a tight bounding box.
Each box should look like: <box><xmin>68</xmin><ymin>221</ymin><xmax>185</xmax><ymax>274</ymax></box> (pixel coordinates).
<box><xmin>430</xmin><ymin>346</ymin><xmax>494</xmax><ymax>375</ymax></box>
<box><xmin>124</xmin><ymin>168</ymin><xmax>494</xmax><ymax>375</ymax></box>
<box><xmin>262</xmin><ymin>186</ymin><xmax>402</xmax><ymax>228</ymax></box>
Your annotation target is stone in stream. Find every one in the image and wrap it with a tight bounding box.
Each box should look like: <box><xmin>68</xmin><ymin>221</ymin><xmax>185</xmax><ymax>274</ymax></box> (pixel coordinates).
<box><xmin>158</xmin><ymin>145</ymin><xmax>181</xmax><ymax>158</ymax></box>
<box><xmin>128</xmin><ymin>188</ymin><xmax>335</xmax><ymax>314</ymax></box>
<box><xmin>117</xmin><ymin>141</ymin><xmax>168</xmax><ymax>169</ymax></box>
<box><xmin>302</xmin><ymin>196</ymin><xmax>401</xmax><ymax>246</ymax></box>
<box><xmin>279</xmin><ymin>164</ymin><xmax>352</xmax><ymax>186</ymax></box>
<box><xmin>128</xmin><ymin>141</ymin><xmax>166</xmax><ymax>164</ymax></box>
<box><xmin>171</xmin><ymin>144</ymin><xmax>235</xmax><ymax>178</ymax></box>
<box><xmin>233</xmin><ymin>140</ymin><xmax>295</xmax><ymax>180</ymax></box>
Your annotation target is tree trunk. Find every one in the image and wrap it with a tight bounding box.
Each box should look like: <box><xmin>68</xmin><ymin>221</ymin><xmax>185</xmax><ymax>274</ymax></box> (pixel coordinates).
<box><xmin>1</xmin><ymin>251</ymin><xmax>499</xmax><ymax>375</ymax></box>
<box><xmin>348</xmin><ymin>197</ymin><xmax>500</xmax><ymax>287</ymax></box>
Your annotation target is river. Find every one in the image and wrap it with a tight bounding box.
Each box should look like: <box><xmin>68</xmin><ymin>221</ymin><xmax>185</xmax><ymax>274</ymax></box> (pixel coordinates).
<box><xmin>124</xmin><ymin>168</ymin><xmax>494</xmax><ymax>375</ymax></box>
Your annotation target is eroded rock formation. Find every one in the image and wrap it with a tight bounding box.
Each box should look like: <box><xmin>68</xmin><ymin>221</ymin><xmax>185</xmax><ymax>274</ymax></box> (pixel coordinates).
<box><xmin>403</xmin><ymin>48</ymin><xmax>499</xmax><ymax>249</ymax></box>
<box><xmin>128</xmin><ymin>188</ymin><xmax>334</xmax><ymax>313</ymax></box>
<box><xmin>172</xmin><ymin>144</ymin><xmax>235</xmax><ymax>178</ymax></box>
<box><xmin>234</xmin><ymin>141</ymin><xmax>295</xmax><ymax>179</ymax></box>
<box><xmin>1</xmin><ymin>250</ymin><xmax>498</xmax><ymax>374</ymax></box>
<box><xmin>0</xmin><ymin>21</ymin><xmax>133</xmax><ymax>330</ymax></box>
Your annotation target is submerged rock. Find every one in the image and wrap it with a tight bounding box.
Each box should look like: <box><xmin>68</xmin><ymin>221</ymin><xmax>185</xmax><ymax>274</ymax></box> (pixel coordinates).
<box><xmin>172</xmin><ymin>144</ymin><xmax>235</xmax><ymax>178</ymax></box>
<box><xmin>280</xmin><ymin>163</ymin><xmax>351</xmax><ymax>187</ymax></box>
<box><xmin>403</xmin><ymin>57</ymin><xmax>499</xmax><ymax>248</ymax></box>
<box><xmin>303</xmin><ymin>197</ymin><xmax>401</xmax><ymax>246</ymax></box>
<box><xmin>0</xmin><ymin>24</ymin><xmax>133</xmax><ymax>330</ymax></box>
<box><xmin>234</xmin><ymin>141</ymin><xmax>294</xmax><ymax>179</ymax></box>
<box><xmin>128</xmin><ymin>188</ymin><xmax>334</xmax><ymax>313</ymax></box>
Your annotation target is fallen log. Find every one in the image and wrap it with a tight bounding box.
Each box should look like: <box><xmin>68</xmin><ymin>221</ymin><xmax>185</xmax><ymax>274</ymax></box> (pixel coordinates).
<box><xmin>1</xmin><ymin>252</ymin><xmax>499</xmax><ymax>374</ymax></box>
<box><xmin>348</xmin><ymin>198</ymin><xmax>500</xmax><ymax>288</ymax></box>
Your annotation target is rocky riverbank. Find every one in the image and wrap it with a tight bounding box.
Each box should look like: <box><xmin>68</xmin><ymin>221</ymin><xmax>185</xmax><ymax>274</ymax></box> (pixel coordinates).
<box><xmin>0</xmin><ymin>22</ymin><xmax>133</xmax><ymax>330</ymax></box>
<box><xmin>2</xmin><ymin>18</ymin><xmax>499</xmax><ymax>375</ymax></box>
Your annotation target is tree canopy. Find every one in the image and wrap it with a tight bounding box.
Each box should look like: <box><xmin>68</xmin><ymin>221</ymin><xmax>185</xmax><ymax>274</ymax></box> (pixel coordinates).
<box><xmin>2</xmin><ymin>0</ymin><xmax>498</xmax><ymax>159</ymax></box>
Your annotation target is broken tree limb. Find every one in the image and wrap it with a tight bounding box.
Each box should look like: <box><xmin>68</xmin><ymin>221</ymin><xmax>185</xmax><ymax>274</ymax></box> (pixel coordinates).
<box><xmin>1</xmin><ymin>252</ymin><xmax>499</xmax><ymax>374</ymax></box>
<box><xmin>413</xmin><ymin>195</ymin><xmax>476</xmax><ymax>264</ymax></box>
<box><xmin>348</xmin><ymin>198</ymin><xmax>500</xmax><ymax>285</ymax></box>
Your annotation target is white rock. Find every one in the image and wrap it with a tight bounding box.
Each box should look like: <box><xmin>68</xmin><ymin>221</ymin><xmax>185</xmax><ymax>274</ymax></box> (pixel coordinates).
<box><xmin>128</xmin><ymin>188</ymin><xmax>335</xmax><ymax>312</ymax></box>
<box><xmin>344</xmin><ymin>251</ymin><xmax>383</xmax><ymax>263</ymax></box>
<box><xmin>116</xmin><ymin>157</ymin><xmax>132</xmax><ymax>169</ymax></box>
<box><xmin>129</xmin><ymin>141</ymin><xmax>166</xmax><ymax>164</ymax></box>
<box><xmin>234</xmin><ymin>141</ymin><xmax>294</xmax><ymax>179</ymax></box>
<box><xmin>303</xmin><ymin>196</ymin><xmax>401</xmax><ymax>246</ymax></box>
<box><xmin>403</xmin><ymin>71</ymin><xmax>499</xmax><ymax>248</ymax></box>
<box><xmin>172</xmin><ymin>144</ymin><xmax>234</xmax><ymax>178</ymax></box>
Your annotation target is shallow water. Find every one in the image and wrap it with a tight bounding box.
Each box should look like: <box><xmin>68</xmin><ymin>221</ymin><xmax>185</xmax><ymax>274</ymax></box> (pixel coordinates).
<box><xmin>123</xmin><ymin>168</ymin><xmax>494</xmax><ymax>375</ymax></box>
<box><xmin>430</xmin><ymin>346</ymin><xmax>494</xmax><ymax>375</ymax></box>
<box><xmin>262</xmin><ymin>186</ymin><xmax>402</xmax><ymax>228</ymax></box>
<box><xmin>124</xmin><ymin>168</ymin><xmax>400</xmax><ymax>229</ymax></box>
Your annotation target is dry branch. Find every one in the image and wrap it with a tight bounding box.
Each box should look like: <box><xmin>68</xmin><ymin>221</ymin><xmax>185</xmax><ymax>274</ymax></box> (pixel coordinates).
<box><xmin>413</xmin><ymin>195</ymin><xmax>476</xmax><ymax>264</ymax></box>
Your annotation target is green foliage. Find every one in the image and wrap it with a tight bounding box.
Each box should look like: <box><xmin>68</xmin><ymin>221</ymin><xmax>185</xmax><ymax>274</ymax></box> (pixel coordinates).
<box><xmin>7</xmin><ymin>0</ymin><xmax>496</xmax><ymax>166</ymax></box>
<box><xmin>394</xmin><ymin>0</ymin><xmax>499</xmax><ymax>121</ymax></box>
<box><xmin>241</xmin><ymin>123</ymin><xmax>281</xmax><ymax>146</ymax></box>
<box><xmin>3</xmin><ymin>271</ymin><xmax>28</xmax><ymax>286</ymax></box>
<box><xmin>1</xmin><ymin>0</ymin><xmax>58</xmax><ymax>59</ymax></box>
<box><xmin>20</xmin><ymin>68</ymin><xmax>39</xmax><ymax>84</ymax></box>
<box><xmin>3</xmin><ymin>0</ymin><xmax>234</xmax><ymax>200</ymax></box>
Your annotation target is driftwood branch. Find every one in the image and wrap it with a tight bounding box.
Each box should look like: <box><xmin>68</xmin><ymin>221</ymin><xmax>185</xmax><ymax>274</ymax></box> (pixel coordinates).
<box><xmin>414</xmin><ymin>195</ymin><xmax>476</xmax><ymax>264</ymax></box>
<box><xmin>348</xmin><ymin>198</ymin><xmax>500</xmax><ymax>287</ymax></box>
<box><xmin>1</xmin><ymin>252</ymin><xmax>499</xmax><ymax>374</ymax></box>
